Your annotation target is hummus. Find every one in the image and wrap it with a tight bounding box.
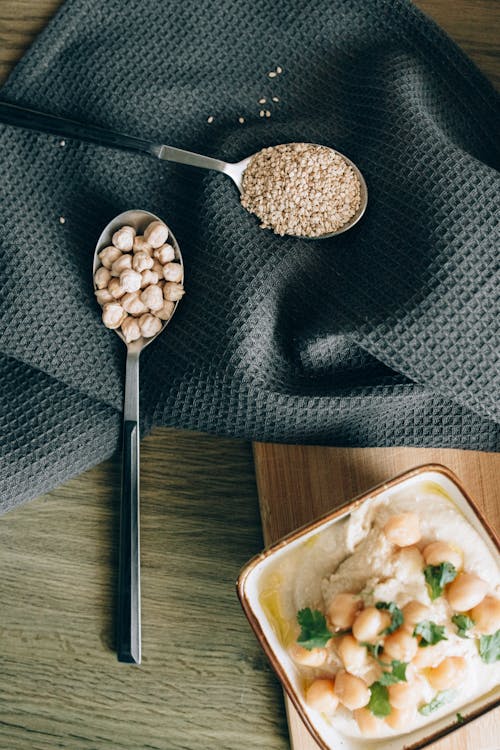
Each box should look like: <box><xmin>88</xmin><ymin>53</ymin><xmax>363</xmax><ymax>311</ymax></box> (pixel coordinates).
<box><xmin>259</xmin><ymin>481</ymin><xmax>500</xmax><ymax>739</ymax></box>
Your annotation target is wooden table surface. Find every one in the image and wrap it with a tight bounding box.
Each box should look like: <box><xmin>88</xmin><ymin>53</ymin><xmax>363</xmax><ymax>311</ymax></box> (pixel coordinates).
<box><xmin>0</xmin><ymin>2</ymin><xmax>498</xmax><ymax>750</ymax></box>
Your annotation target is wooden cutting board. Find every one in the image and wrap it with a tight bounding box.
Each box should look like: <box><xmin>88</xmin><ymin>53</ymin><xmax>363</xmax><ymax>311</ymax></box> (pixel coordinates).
<box><xmin>253</xmin><ymin>444</ymin><xmax>500</xmax><ymax>750</ymax></box>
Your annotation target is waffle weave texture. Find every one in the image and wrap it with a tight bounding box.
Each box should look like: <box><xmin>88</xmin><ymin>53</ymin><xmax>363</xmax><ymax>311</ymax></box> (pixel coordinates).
<box><xmin>0</xmin><ymin>0</ymin><xmax>499</xmax><ymax>512</ymax></box>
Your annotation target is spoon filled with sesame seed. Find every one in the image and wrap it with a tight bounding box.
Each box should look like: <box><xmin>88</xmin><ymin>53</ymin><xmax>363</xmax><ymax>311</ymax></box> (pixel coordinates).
<box><xmin>0</xmin><ymin>101</ymin><xmax>368</xmax><ymax>238</ymax></box>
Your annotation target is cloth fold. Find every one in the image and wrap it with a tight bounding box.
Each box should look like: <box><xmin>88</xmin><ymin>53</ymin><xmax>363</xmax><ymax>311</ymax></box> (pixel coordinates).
<box><xmin>0</xmin><ymin>0</ymin><xmax>499</xmax><ymax>512</ymax></box>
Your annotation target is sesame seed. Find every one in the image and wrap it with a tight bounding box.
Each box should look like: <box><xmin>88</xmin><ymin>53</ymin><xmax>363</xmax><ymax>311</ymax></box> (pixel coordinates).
<box><xmin>272</xmin><ymin>96</ymin><xmax>279</xmax><ymax>102</ymax></box>
<box><xmin>265</xmin><ymin>110</ymin><xmax>271</xmax><ymax>118</ymax></box>
<box><xmin>258</xmin><ymin>98</ymin><xmax>267</xmax><ymax>104</ymax></box>
<box><xmin>59</xmin><ymin>140</ymin><xmax>66</xmax><ymax>147</ymax></box>
<box><xmin>238</xmin><ymin>116</ymin><xmax>245</xmax><ymax>124</ymax></box>
<box><xmin>259</xmin><ymin>110</ymin><xmax>265</xmax><ymax>117</ymax></box>
<box><xmin>59</xmin><ymin>216</ymin><xmax>66</xmax><ymax>224</ymax></box>
<box><xmin>276</xmin><ymin>66</ymin><xmax>283</xmax><ymax>74</ymax></box>
<box><xmin>207</xmin><ymin>116</ymin><xmax>214</xmax><ymax>124</ymax></box>
<box><xmin>268</xmin><ymin>71</ymin><xmax>277</xmax><ymax>78</ymax></box>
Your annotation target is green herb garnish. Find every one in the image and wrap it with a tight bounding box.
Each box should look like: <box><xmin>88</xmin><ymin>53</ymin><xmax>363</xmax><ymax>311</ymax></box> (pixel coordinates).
<box><xmin>378</xmin><ymin>661</ymin><xmax>408</xmax><ymax>685</ymax></box>
<box><xmin>296</xmin><ymin>608</ymin><xmax>333</xmax><ymax>650</ymax></box>
<box><xmin>376</xmin><ymin>601</ymin><xmax>404</xmax><ymax>635</ymax></box>
<box><xmin>451</xmin><ymin>614</ymin><xmax>475</xmax><ymax>639</ymax></box>
<box><xmin>418</xmin><ymin>690</ymin><xmax>457</xmax><ymax>716</ymax></box>
<box><xmin>413</xmin><ymin>620</ymin><xmax>448</xmax><ymax>647</ymax></box>
<box><xmin>423</xmin><ymin>563</ymin><xmax>457</xmax><ymax>600</ymax></box>
<box><xmin>363</xmin><ymin>642</ymin><xmax>382</xmax><ymax>659</ymax></box>
<box><xmin>367</xmin><ymin>681</ymin><xmax>391</xmax><ymax>717</ymax></box>
<box><xmin>456</xmin><ymin>712</ymin><xmax>464</xmax><ymax>724</ymax></box>
<box><xmin>478</xmin><ymin>630</ymin><xmax>500</xmax><ymax>663</ymax></box>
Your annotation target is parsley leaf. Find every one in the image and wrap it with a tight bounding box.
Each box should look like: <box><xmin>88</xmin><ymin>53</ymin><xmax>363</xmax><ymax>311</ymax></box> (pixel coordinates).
<box><xmin>418</xmin><ymin>690</ymin><xmax>457</xmax><ymax>716</ymax></box>
<box><xmin>456</xmin><ymin>712</ymin><xmax>464</xmax><ymax>724</ymax></box>
<box><xmin>296</xmin><ymin>608</ymin><xmax>332</xmax><ymax>650</ymax></box>
<box><xmin>363</xmin><ymin>642</ymin><xmax>382</xmax><ymax>659</ymax></box>
<box><xmin>478</xmin><ymin>630</ymin><xmax>500</xmax><ymax>663</ymax></box>
<box><xmin>424</xmin><ymin>563</ymin><xmax>457</xmax><ymax>600</ymax></box>
<box><xmin>413</xmin><ymin>620</ymin><xmax>448</xmax><ymax>647</ymax></box>
<box><xmin>368</xmin><ymin>682</ymin><xmax>391</xmax><ymax>717</ymax></box>
<box><xmin>378</xmin><ymin>660</ymin><xmax>408</xmax><ymax>685</ymax></box>
<box><xmin>451</xmin><ymin>614</ymin><xmax>475</xmax><ymax>639</ymax></box>
<box><xmin>376</xmin><ymin>601</ymin><xmax>404</xmax><ymax>635</ymax></box>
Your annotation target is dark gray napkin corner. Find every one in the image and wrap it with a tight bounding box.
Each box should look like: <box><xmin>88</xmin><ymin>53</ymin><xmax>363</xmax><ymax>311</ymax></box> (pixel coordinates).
<box><xmin>0</xmin><ymin>0</ymin><xmax>499</xmax><ymax>513</ymax></box>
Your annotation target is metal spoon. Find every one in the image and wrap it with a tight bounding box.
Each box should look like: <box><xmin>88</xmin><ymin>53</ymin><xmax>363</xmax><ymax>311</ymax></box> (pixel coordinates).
<box><xmin>0</xmin><ymin>101</ymin><xmax>368</xmax><ymax>238</ymax></box>
<box><xmin>93</xmin><ymin>209</ymin><xmax>184</xmax><ymax>665</ymax></box>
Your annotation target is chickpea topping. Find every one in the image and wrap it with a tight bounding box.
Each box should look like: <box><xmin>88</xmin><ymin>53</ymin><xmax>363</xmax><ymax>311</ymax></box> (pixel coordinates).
<box><xmin>402</xmin><ymin>601</ymin><xmax>431</xmax><ymax>631</ymax></box>
<box><xmin>427</xmin><ymin>656</ymin><xmax>467</xmax><ymax>690</ymax></box>
<box><xmin>353</xmin><ymin>707</ymin><xmax>386</xmax><ymax>737</ymax></box>
<box><xmin>338</xmin><ymin>635</ymin><xmax>367</xmax><ymax>673</ymax></box>
<box><xmin>388</xmin><ymin>680</ymin><xmax>421</xmax><ymax>709</ymax></box>
<box><xmin>94</xmin><ymin>288</ymin><xmax>113</xmax><ymax>305</ymax></box>
<box><xmin>163</xmin><ymin>282</ymin><xmax>186</xmax><ymax>302</ymax></box>
<box><xmin>144</xmin><ymin>220</ymin><xmax>169</xmax><ymax>248</ymax></box>
<box><xmin>108</xmin><ymin>277</ymin><xmax>126</xmax><ymax>299</ymax></box>
<box><xmin>334</xmin><ymin>671</ymin><xmax>370</xmax><ymax>710</ymax></box>
<box><xmin>121</xmin><ymin>291</ymin><xmax>149</xmax><ymax>316</ymax></box>
<box><xmin>121</xmin><ymin>316</ymin><xmax>141</xmax><ymax>343</ymax></box>
<box><xmin>385</xmin><ymin>705</ymin><xmax>417</xmax><ymax>730</ymax></box>
<box><xmin>423</xmin><ymin>541</ymin><xmax>462</xmax><ymax>570</ymax></box>
<box><xmin>94</xmin><ymin>266</ymin><xmax>112</xmax><ymax>289</ymax></box>
<box><xmin>120</xmin><ymin>268</ymin><xmax>142</xmax><ymax>293</ymax></box>
<box><xmin>152</xmin><ymin>259</ymin><xmax>164</xmax><ymax>277</ymax></box>
<box><xmin>412</xmin><ymin>643</ymin><xmax>445</xmax><ymax>669</ymax></box>
<box><xmin>383</xmin><ymin>513</ymin><xmax>421</xmax><ymax>547</ymax></box>
<box><xmin>447</xmin><ymin>573</ymin><xmax>488</xmax><ymax>612</ymax></box>
<box><xmin>102</xmin><ymin>302</ymin><xmax>126</xmax><ymax>329</ymax></box>
<box><xmin>132</xmin><ymin>251</ymin><xmax>154</xmax><ymax>273</ymax></box>
<box><xmin>133</xmin><ymin>235</ymin><xmax>153</xmax><ymax>254</ymax></box>
<box><xmin>470</xmin><ymin>596</ymin><xmax>500</xmax><ymax>635</ymax></box>
<box><xmin>305</xmin><ymin>679</ymin><xmax>339</xmax><ymax>714</ymax></box>
<box><xmin>98</xmin><ymin>245</ymin><xmax>122</xmax><ymax>269</ymax></box>
<box><xmin>138</xmin><ymin>313</ymin><xmax>162</xmax><ymax>338</ymax></box>
<box><xmin>111</xmin><ymin>253</ymin><xmax>132</xmax><ymax>277</ymax></box>
<box><xmin>352</xmin><ymin>607</ymin><xmax>391</xmax><ymax>643</ymax></box>
<box><xmin>139</xmin><ymin>269</ymin><xmax>158</xmax><ymax>288</ymax></box>
<box><xmin>163</xmin><ymin>262</ymin><xmax>183</xmax><ymax>282</ymax></box>
<box><xmin>155</xmin><ymin>300</ymin><xmax>176</xmax><ymax>321</ymax></box>
<box><xmin>289</xmin><ymin>642</ymin><xmax>327</xmax><ymax>667</ymax></box>
<box><xmin>140</xmin><ymin>284</ymin><xmax>164</xmax><ymax>311</ymax></box>
<box><xmin>382</xmin><ymin>628</ymin><xmax>418</xmax><ymax>663</ymax></box>
<box><xmin>327</xmin><ymin>593</ymin><xmax>363</xmax><ymax>630</ymax></box>
<box><xmin>112</xmin><ymin>225</ymin><xmax>135</xmax><ymax>251</ymax></box>
<box><xmin>154</xmin><ymin>243</ymin><xmax>176</xmax><ymax>264</ymax></box>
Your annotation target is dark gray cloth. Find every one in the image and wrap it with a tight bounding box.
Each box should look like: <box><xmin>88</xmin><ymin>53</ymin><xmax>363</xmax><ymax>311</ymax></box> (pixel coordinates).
<box><xmin>0</xmin><ymin>0</ymin><xmax>499</xmax><ymax>513</ymax></box>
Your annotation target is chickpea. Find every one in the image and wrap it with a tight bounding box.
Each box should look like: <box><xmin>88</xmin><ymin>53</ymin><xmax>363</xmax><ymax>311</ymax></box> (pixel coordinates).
<box><xmin>353</xmin><ymin>707</ymin><xmax>385</xmax><ymax>737</ymax></box>
<box><xmin>138</xmin><ymin>313</ymin><xmax>162</xmax><ymax>338</ymax></box>
<box><xmin>383</xmin><ymin>628</ymin><xmax>418</xmax><ymax>662</ymax></box>
<box><xmin>108</xmin><ymin>277</ymin><xmax>126</xmax><ymax>299</ymax></box>
<box><xmin>144</xmin><ymin>220</ymin><xmax>169</xmax><ymax>248</ymax></box>
<box><xmin>141</xmin><ymin>284</ymin><xmax>164</xmax><ymax>312</ymax></box>
<box><xmin>385</xmin><ymin>705</ymin><xmax>416</xmax><ymax>730</ymax></box>
<box><xmin>154</xmin><ymin>243</ymin><xmax>176</xmax><ymax>264</ymax></box>
<box><xmin>163</xmin><ymin>282</ymin><xmax>186</xmax><ymax>302</ymax></box>
<box><xmin>402</xmin><ymin>601</ymin><xmax>431</xmax><ymax>631</ymax></box>
<box><xmin>305</xmin><ymin>679</ymin><xmax>338</xmax><ymax>714</ymax></box>
<box><xmin>120</xmin><ymin>269</ymin><xmax>142</xmax><ymax>293</ymax></box>
<box><xmin>163</xmin><ymin>262</ymin><xmax>183</xmax><ymax>282</ymax></box>
<box><xmin>95</xmin><ymin>288</ymin><xmax>113</xmax><ymax>305</ymax></box>
<box><xmin>338</xmin><ymin>635</ymin><xmax>367</xmax><ymax>673</ymax></box>
<box><xmin>94</xmin><ymin>266</ymin><xmax>111</xmax><ymax>289</ymax></box>
<box><xmin>121</xmin><ymin>316</ymin><xmax>141</xmax><ymax>343</ymax></box>
<box><xmin>352</xmin><ymin>607</ymin><xmax>391</xmax><ymax>643</ymax></box>
<box><xmin>112</xmin><ymin>225</ymin><xmax>135</xmax><ymax>251</ymax></box>
<box><xmin>140</xmin><ymin>270</ymin><xmax>159</xmax><ymax>288</ymax></box>
<box><xmin>152</xmin><ymin>259</ymin><xmax>164</xmax><ymax>277</ymax></box>
<box><xmin>412</xmin><ymin>643</ymin><xmax>444</xmax><ymax>669</ymax></box>
<box><xmin>447</xmin><ymin>573</ymin><xmax>488</xmax><ymax>612</ymax></box>
<box><xmin>470</xmin><ymin>596</ymin><xmax>500</xmax><ymax>635</ymax></box>
<box><xmin>327</xmin><ymin>592</ymin><xmax>363</xmax><ymax>630</ymax></box>
<box><xmin>334</xmin><ymin>670</ymin><xmax>370</xmax><ymax>710</ymax></box>
<box><xmin>427</xmin><ymin>657</ymin><xmax>467</xmax><ymax>690</ymax></box>
<box><xmin>383</xmin><ymin>513</ymin><xmax>421</xmax><ymax>547</ymax></box>
<box><xmin>133</xmin><ymin>235</ymin><xmax>153</xmax><ymax>254</ymax></box>
<box><xmin>388</xmin><ymin>680</ymin><xmax>421</xmax><ymax>709</ymax></box>
<box><xmin>155</xmin><ymin>300</ymin><xmax>176</xmax><ymax>321</ymax></box>
<box><xmin>121</xmin><ymin>292</ymin><xmax>149</xmax><ymax>316</ymax></box>
<box><xmin>102</xmin><ymin>302</ymin><xmax>126</xmax><ymax>330</ymax></box>
<box><xmin>132</xmin><ymin>251</ymin><xmax>154</xmax><ymax>273</ymax></box>
<box><xmin>288</xmin><ymin>643</ymin><xmax>327</xmax><ymax>667</ymax></box>
<box><xmin>423</xmin><ymin>541</ymin><xmax>462</xmax><ymax>570</ymax></box>
<box><xmin>98</xmin><ymin>245</ymin><xmax>122</xmax><ymax>269</ymax></box>
<box><xmin>111</xmin><ymin>253</ymin><xmax>132</xmax><ymax>277</ymax></box>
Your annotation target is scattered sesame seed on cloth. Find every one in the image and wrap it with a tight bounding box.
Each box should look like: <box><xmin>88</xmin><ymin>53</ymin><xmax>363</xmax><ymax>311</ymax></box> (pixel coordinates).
<box><xmin>240</xmin><ymin>143</ymin><xmax>362</xmax><ymax>237</ymax></box>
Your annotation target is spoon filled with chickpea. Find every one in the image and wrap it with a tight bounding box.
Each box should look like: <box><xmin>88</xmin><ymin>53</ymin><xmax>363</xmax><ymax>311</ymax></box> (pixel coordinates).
<box><xmin>0</xmin><ymin>101</ymin><xmax>368</xmax><ymax>239</ymax></box>
<box><xmin>93</xmin><ymin>209</ymin><xmax>185</xmax><ymax>664</ymax></box>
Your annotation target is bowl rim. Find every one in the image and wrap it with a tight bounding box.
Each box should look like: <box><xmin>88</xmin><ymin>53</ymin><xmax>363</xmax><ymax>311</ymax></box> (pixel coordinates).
<box><xmin>236</xmin><ymin>462</ymin><xmax>500</xmax><ymax>750</ymax></box>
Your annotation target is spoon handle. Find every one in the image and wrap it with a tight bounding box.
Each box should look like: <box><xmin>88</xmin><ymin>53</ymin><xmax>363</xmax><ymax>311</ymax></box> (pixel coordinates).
<box><xmin>116</xmin><ymin>348</ymin><xmax>141</xmax><ymax>664</ymax></box>
<box><xmin>0</xmin><ymin>100</ymin><xmax>161</xmax><ymax>158</ymax></box>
